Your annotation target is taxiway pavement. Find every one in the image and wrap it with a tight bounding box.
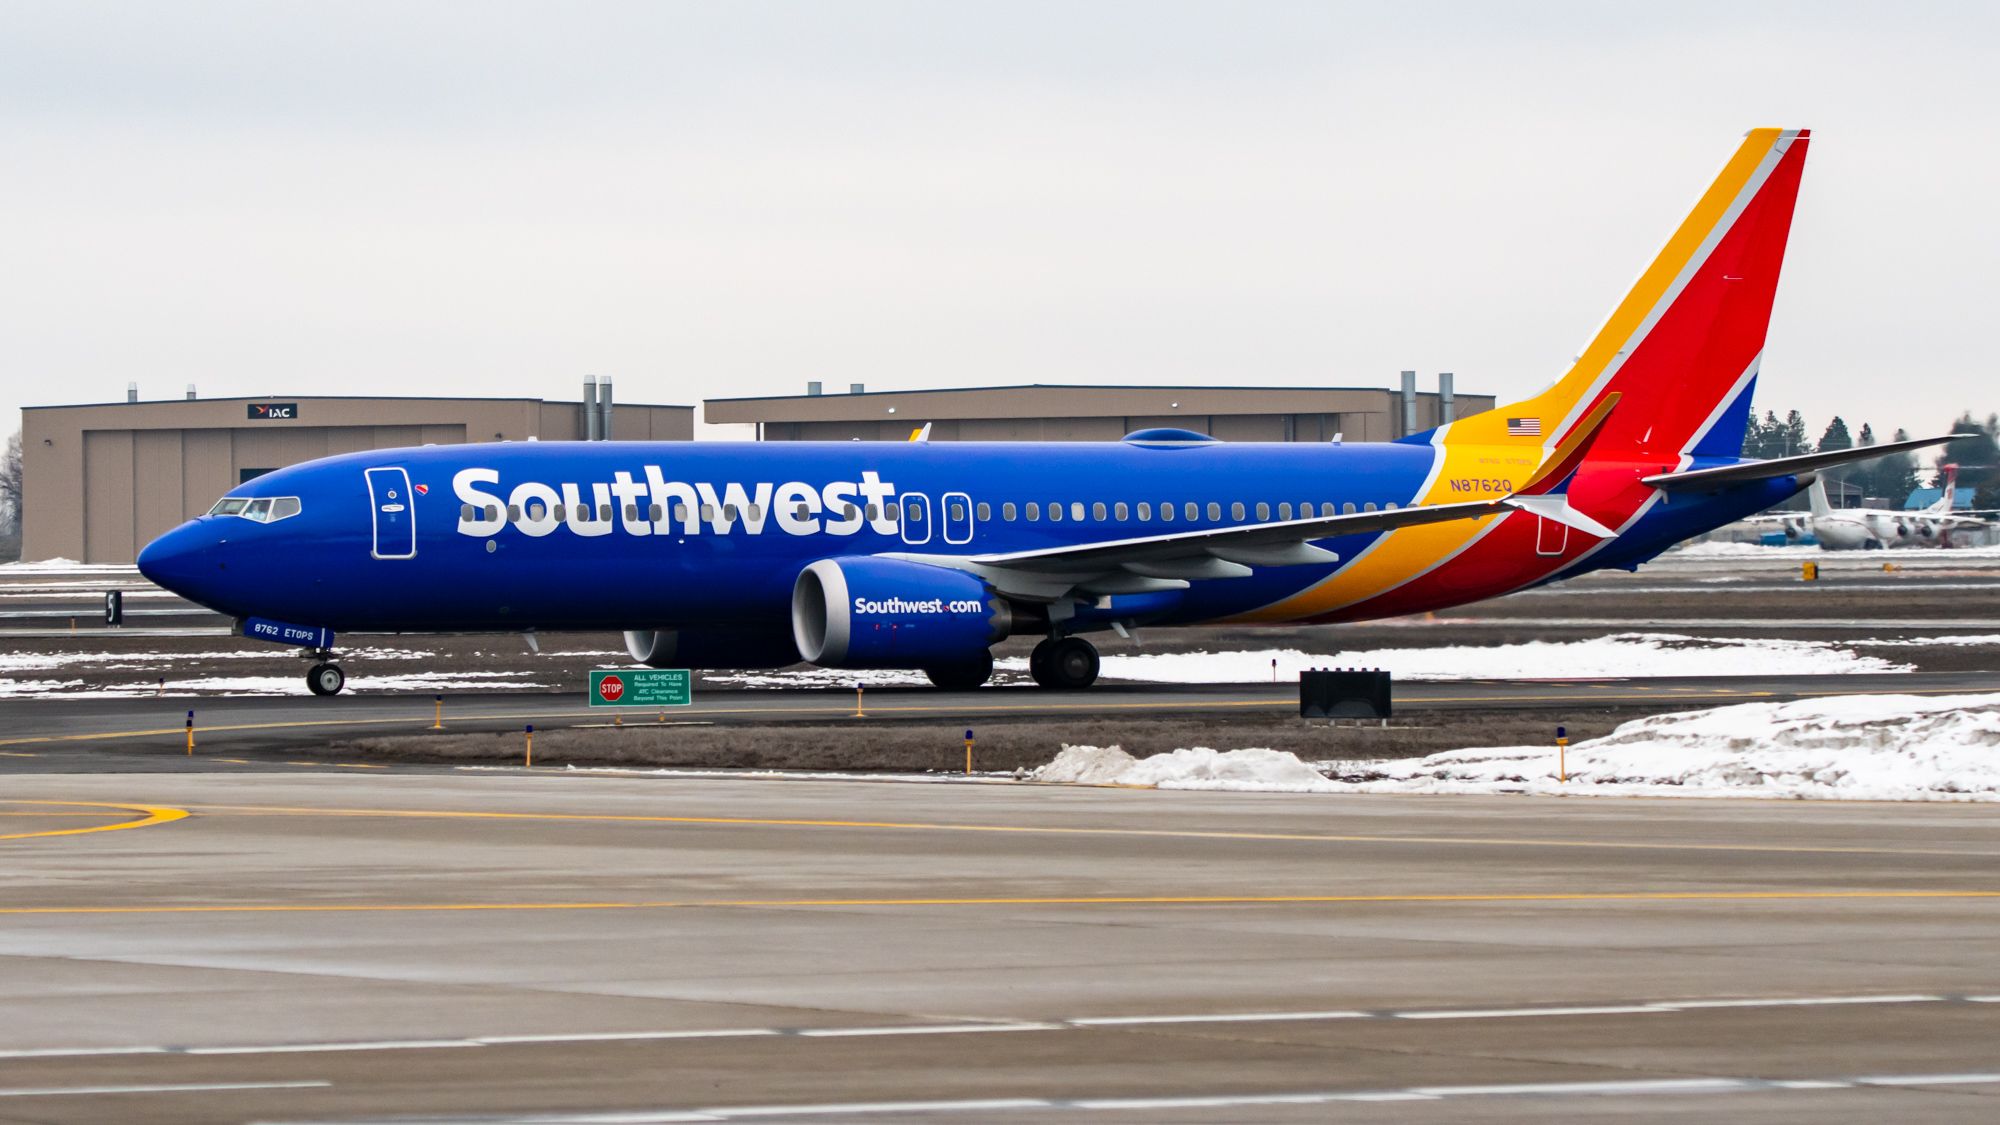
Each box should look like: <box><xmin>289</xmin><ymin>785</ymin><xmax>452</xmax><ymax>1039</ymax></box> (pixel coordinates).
<box><xmin>1</xmin><ymin>771</ymin><xmax>1996</xmax><ymax>1123</ymax></box>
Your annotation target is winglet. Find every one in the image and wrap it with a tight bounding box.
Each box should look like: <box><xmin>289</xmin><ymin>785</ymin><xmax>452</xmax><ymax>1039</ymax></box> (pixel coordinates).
<box><xmin>909</xmin><ymin>423</ymin><xmax>932</xmax><ymax>443</ymax></box>
<box><xmin>1516</xmin><ymin>392</ymin><xmax>1622</xmax><ymax>497</ymax></box>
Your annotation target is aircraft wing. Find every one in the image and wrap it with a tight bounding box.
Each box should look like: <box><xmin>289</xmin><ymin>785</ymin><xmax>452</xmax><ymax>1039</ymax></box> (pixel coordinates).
<box><xmin>1643</xmin><ymin>434</ymin><xmax>1955</xmax><ymax>492</ymax></box>
<box><xmin>888</xmin><ymin>490</ymin><xmax>1615</xmax><ymax>602</ymax></box>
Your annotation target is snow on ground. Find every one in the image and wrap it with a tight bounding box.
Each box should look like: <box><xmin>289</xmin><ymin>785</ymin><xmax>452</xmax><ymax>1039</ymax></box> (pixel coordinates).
<box><xmin>1671</xmin><ymin>540</ymin><xmax>2000</xmax><ymax>559</ymax></box>
<box><xmin>1080</xmin><ymin>634</ymin><xmax>1908</xmax><ymax>683</ymax></box>
<box><xmin>0</xmin><ymin>559</ymin><xmax>140</xmax><ymax>573</ymax></box>
<box><xmin>0</xmin><ymin>647</ymin><xmax>435</xmax><ymax>674</ymax></box>
<box><xmin>1320</xmin><ymin>694</ymin><xmax>2000</xmax><ymax>802</ymax></box>
<box><xmin>1032</xmin><ymin>695</ymin><xmax>2000</xmax><ymax>802</ymax></box>
<box><xmin>130</xmin><ymin>671</ymin><xmax>551</xmax><ymax>696</ymax></box>
<box><xmin>708</xmin><ymin>634</ymin><xmax>1910</xmax><ymax>689</ymax></box>
<box><xmin>1034</xmin><ymin>746</ymin><xmax>1338</xmax><ymax>792</ymax></box>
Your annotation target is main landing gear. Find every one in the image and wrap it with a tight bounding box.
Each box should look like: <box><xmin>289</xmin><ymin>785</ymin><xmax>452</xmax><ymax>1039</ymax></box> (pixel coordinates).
<box><xmin>1029</xmin><ymin>636</ymin><xmax>1099</xmax><ymax>690</ymax></box>
<box><xmin>304</xmin><ymin>653</ymin><xmax>346</xmax><ymax>696</ymax></box>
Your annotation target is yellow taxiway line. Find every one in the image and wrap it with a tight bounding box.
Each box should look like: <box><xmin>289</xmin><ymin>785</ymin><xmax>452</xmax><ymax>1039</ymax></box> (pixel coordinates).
<box><xmin>3</xmin><ymin>889</ymin><xmax>1995</xmax><ymax>917</ymax></box>
<box><xmin>180</xmin><ymin>803</ymin><xmax>1998</xmax><ymax>859</ymax></box>
<box><xmin>0</xmin><ymin>801</ymin><xmax>189</xmax><ymax>843</ymax></box>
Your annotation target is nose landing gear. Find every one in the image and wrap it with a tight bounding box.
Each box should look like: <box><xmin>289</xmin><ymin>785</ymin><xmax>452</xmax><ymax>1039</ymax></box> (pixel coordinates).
<box><xmin>304</xmin><ymin>652</ymin><xmax>347</xmax><ymax>696</ymax></box>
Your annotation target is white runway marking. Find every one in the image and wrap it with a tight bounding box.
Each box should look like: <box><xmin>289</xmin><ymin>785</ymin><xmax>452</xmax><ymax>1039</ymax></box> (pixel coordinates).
<box><xmin>2</xmin><ymin>992</ymin><xmax>1979</xmax><ymax>1061</ymax></box>
<box><xmin>0</xmin><ymin>1080</ymin><xmax>329</xmax><ymax>1098</ymax></box>
<box><xmin>338</xmin><ymin>1071</ymin><xmax>2000</xmax><ymax>1121</ymax></box>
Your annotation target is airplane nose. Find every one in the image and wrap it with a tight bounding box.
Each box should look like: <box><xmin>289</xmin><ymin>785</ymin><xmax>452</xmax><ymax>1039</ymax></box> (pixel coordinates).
<box><xmin>137</xmin><ymin>522</ymin><xmax>225</xmax><ymax>606</ymax></box>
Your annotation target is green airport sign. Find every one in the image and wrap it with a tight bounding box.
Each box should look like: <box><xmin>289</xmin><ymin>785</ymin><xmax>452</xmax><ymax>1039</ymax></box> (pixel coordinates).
<box><xmin>589</xmin><ymin>668</ymin><xmax>692</xmax><ymax>708</ymax></box>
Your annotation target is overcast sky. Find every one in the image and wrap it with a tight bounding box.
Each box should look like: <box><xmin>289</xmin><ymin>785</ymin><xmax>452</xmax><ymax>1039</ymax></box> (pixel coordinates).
<box><xmin>3</xmin><ymin>1</ymin><xmax>1994</xmax><ymax>442</ymax></box>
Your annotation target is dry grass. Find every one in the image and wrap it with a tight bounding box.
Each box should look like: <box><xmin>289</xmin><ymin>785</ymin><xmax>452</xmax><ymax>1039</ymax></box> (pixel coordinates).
<box><xmin>334</xmin><ymin>708</ymin><xmax>1651</xmax><ymax>772</ymax></box>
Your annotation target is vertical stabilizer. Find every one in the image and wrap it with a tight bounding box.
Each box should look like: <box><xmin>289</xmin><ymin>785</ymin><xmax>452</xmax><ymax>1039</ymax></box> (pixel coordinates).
<box><xmin>1807</xmin><ymin>476</ymin><xmax>1832</xmax><ymax>519</ymax></box>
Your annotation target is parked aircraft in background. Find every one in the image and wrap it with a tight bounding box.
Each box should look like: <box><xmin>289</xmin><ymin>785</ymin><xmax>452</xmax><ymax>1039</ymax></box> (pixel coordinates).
<box><xmin>138</xmin><ymin>128</ymin><xmax>1951</xmax><ymax>695</ymax></box>
<box><xmin>1757</xmin><ymin>466</ymin><xmax>1987</xmax><ymax>549</ymax></box>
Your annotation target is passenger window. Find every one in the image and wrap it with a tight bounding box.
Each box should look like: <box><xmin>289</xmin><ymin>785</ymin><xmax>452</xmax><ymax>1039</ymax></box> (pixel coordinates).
<box><xmin>1049</xmin><ymin>503</ymin><xmax>1063</xmax><ymax>523</ymax></box>
<box><xmin>1342</xmin><ymin>502</ymin><xmax>1357</xmax><ymax>515</ymax></box>
<box><xmin>527</xmin><ymin>502</ymin><xmax>547</xmax><ymax>521</ymax></box>
<box><xmin>886</xmin><ymin>503</ymin><xmax>900</xmax><ymax>520</ymax></box>
<box><xmin>1256</xmin><ymin>502</ymin><xmax>1270</xmax><ymax>521</ymax></box>
<box><xmin>1002</xmin><ymin>502</ymin><xmax>1016</xmax><ymax>521</ymax></box>
<box><xmin>723</xmin><ymin>504</ymin><xmax>738</xmax><ymax>520</ymax></box>
<box><xmin>977</xmin><ymin>502</ymin><xmax>990</xmax><ymax>521</ymax></box>
<box><xmin>795</xmin><ymin>505</ymin><xmax>811</xmax><ymax>520</ymax></box>
<box><xmin>1231</xmin><ymin>502</ymin><xmax>1245</xmax><ymax>521</ymax></box>
<box><xmin>461</xmin><ymin>503</ymin><xmax>475</xmax><ymax>521</ymax></box>
<box><xmin>1092</xmin><ymin>502</ymin><xmax>1106</xmax><ymax>521</ymax></box>
<box><xmin>1071</xmin><ymin>502</ymin><xmax>1085</xmax><ymax>521</ymax></box>
<box><xmin>269</xmin><ymin>497</ymin><xmax>301</xmax><ymax>522</ymax></box>
<box><xmin>553</xmin><ymin>504</ymin><xmax>566</xmax><ymax>520</ymax></box>
<box><xmin>1385</xmin><ymin>502</ymin><xmax>1399</xmax><ymax>511</ymax></box>
<box><xmin>951</xmin><ymin>503</ymin><xmax>966</xmax><ymax>521</ymax></box>
<box><xmin>1137</xmin><ymin>502</ymin><xmax>1151</xmax><ymax>521</ymax></box>
<box><xmin>1279</xmin><ymin>502</ymin><xmax>1292</xmax><ymax>520</ymax></box>
<box><xmin>649</xmin><ymin>504</ymin><xmax>662</xmax><ymax>521</ymax></box>
<box><xmin>1026</xmin><ymin>502</ymin><xmax>1040</xmax><ymax>521</ymax></box>
<box><xmin>866</xmin><ymin>504</ymin><xmax>879</xmax><ymax>521</ymax></box>
<box><xmin>1184</xmin><ymin>502</ymin><xmax>1198</xmax><ymax>520</ymax></box>
<box><xmin>701</xmin><ymin>504</ymin><xmax>716</xmax><ymax>521</ymax></box>
<box><xmin>487</xmin><ymin>506</ymin><xmax>500</xmax><ymax>522</ymax></box>
<box><xmin>1364</xmin><ymin>502</ymin><xmax>1377</xmax><ymax>512</ymax></box>
<box><xmin>1114</xmin><ymin>502</ymin><xmax>1128</xmax><ymax>520</ymax></box>
<box><xmin>672</xmin><ymin>504</ymin><xmax>688</xmax><ymax>522</ymax></box>
<box><xmin>624</xmin><ymin>504</ymin><xmax>639</xmax><ymax>521</ymax></box>
<box><xmin>1160</xmin><ymin>502</ymin><xmax>1174</xmax><ymax>522</ymax></box>
<box><xmin>508</xmin><ymin>504</ymin><xmax>521</xmax><ymax>521</ymax></box>
<box><xmin>1207</xmin><ymin>502</ymin><xmax>1221</xmax><ymax>521</ymax></box>
<box><xmin>747</xmin><ymin>504</ymin><xmax>762</xmax><ymax>521</ymax></box>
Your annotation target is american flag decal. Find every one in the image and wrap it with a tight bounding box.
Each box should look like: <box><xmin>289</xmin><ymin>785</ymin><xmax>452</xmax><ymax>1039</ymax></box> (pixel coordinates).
<box><xmin>1506</xmin><ymin>417</ymin><xmax>1542</xmax><ymax>437</ymax></box>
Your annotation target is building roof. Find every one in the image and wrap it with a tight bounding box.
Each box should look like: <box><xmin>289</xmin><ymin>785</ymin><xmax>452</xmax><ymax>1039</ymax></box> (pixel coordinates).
<box><xmin>25</xmin><ymin>393</ymin><xmax>693</xmax><ymax>411</ymax></box>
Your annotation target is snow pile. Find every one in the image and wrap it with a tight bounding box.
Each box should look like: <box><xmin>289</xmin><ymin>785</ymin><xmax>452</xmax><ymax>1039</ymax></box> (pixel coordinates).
<box><xmin>1034</xmin><ymin>745</ymin><xmax>1338</xmax><ymax>792</ymax></box>
<box><xmin>1673</xmin><ymin>540</ymin><xmax>2000</xmax><ymax>559</ymax></box>
<box><xmin>1082</xmin><ymin>634</ymin><xmax>1908</xmax><ymax>683</ymax></box>
<box><xmin>1325</xmin><ymin>694</ymin><xmax>2000</xmax><ymax>801</ymax></box>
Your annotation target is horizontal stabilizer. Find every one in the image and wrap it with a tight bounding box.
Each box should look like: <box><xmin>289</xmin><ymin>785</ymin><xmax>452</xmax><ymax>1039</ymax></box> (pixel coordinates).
<box><xmin>1643</xmin><ymin>434</ymin><xmax>1955</xmax><ymax>492</ymax></box>
<box><xmin>1500</xmin><ymin>494</ymin><xmax>1617</xmax><ymax>539</ymax></box>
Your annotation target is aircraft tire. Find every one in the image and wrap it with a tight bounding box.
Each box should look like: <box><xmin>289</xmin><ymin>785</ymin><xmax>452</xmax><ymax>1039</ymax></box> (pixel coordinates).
<box><xmin>1034</xmin><ymin>637</ymin><xmax>1099</xmax><ymax>690</ymax></box>
<box><xmin>307</xmin><ymin>663</ymin><xmax>346</xmax><ymax>696</ymax></box>
<box><xmin>923</xmin><ymin>649</ymin><xmax>994</xmax><ymax>691</ymax></box>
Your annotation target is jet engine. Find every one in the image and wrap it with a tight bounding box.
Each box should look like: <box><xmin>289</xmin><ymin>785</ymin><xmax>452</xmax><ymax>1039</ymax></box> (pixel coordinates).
<box><xmin>791</xmin><ymin>557</ymin><xmax>1013</xmax><ymax>669</ymax></box>
<box><xmin>623</xmin><ymin>627</ymin><xmax>801</xmax><ymax>669</ymax></box>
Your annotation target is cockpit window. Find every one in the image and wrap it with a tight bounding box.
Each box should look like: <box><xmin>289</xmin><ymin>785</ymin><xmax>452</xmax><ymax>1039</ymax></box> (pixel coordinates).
<box><xmin>207</xmin><ymin>496</ymin><xmax>303</xmax><ymax>523</ymax></box>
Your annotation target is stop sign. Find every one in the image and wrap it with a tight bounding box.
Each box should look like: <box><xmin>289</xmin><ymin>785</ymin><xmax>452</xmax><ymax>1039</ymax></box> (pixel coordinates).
<box><xmin>598</xmin><ymin>674</ymin><xmax>625</xmax><ymax>702</ymax></box>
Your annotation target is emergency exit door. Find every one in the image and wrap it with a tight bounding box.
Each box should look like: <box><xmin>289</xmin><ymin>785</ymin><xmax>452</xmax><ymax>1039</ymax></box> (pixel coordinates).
<box><xmin>366</xmin><ymin>467</ymin><xmax>417</xmax><ymax>559</ymax></box>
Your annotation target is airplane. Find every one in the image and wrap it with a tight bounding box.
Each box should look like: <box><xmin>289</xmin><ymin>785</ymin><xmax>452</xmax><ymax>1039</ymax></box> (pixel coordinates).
<box><xmin>138</xmin><ymin>127</ymin><xmax>1953</xmax><ymax>696</ymax></box>
<box><xmin>1754</xmin><ymin>465</ymin><xmax>1987</xmax><ymax>549</ymax></box>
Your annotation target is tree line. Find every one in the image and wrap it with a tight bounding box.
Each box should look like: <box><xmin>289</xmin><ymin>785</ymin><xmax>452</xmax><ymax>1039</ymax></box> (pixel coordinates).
<box><xmin>1742</xmin><ymin>409</ymin><xmax>2000</xmax><ymax>510</ymax></box>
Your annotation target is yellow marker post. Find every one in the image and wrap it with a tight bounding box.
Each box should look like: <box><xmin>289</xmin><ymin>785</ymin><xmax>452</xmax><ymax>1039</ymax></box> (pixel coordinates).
<box><xmin>853</xmin><ymin>684</ymin><xmax>865</xmax><ymax>718</ymax></box>
<box><xmin>1802</xmin><ymin>560</ymin><xmax>1818</xmax><ymax>582</ymax></box>
<box><xmin>185</xmin><ymin>710</ymin><xmax>195</xmax><ymax>756</ymax></box>
<box><xmin>614</xmin><ymin>712</ymin><xmax>622</xmax><ymax>727</ymax></box>
<box><xmin>524</xmin><ymin>724</ymin><xmax>533</xmax><ymax>769</ymax></box>
<box><xmin>431</xmin><ymin>695</ymin><xmax>444</xmax><ymax>730</ymax></box>
<box><xmin>1556</xmin><ymin>725</ymin><xmax>1568</xmax><ymax>783</ymax></box>
<box><xmin>1883</xmin><ymin>562</ymin><xmax>1896</xmax><ymax>573</ymax></box>
<box><xmin>963</xmin><ymin>729</ymin><xmax>975</xmax><ymax>776</ymax></box>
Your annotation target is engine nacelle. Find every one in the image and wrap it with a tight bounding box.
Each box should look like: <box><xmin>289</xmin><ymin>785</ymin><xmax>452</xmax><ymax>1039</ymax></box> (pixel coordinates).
<box><xmin>623</xmin><ymin>626</ymin><xmax>801</xmax><ymax>670</ymax></box>
<box><xmin>792</xmin><ymin>557</ymin><xmax>1011</xmax><ymax>669</ymax></box>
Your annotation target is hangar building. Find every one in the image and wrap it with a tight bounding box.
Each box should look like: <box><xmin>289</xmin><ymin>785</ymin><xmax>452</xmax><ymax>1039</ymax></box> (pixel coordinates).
<box><xmin>22</xmin><ymin>385</ymin><xmax>693</xmax><ymax>563</ymax></box>
<box><xmin>705</xmin><ymin>375</ymin><xmax>1490</xmax><ymax>443</ymax></box>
